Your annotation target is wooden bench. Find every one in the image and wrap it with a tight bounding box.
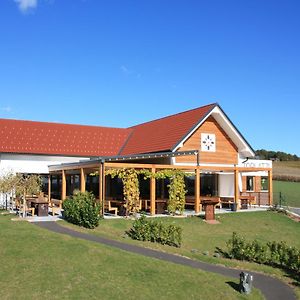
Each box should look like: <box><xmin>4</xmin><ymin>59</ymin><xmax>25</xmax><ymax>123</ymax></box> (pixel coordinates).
<box><xmin>240</xmin><ymin>195</ymin><xmax>256</xmax><ymax>209</ymax></box>
<box><xmin>220</xmin><ymin>197</ymin><xmax>234</xmax><ymax>209</ymax></box>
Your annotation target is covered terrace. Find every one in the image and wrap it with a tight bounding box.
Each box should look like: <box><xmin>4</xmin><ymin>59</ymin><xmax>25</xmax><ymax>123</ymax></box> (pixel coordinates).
<box><xmin>47</xmin><ymin>151</ymin><xmax>273</xmax><ymax>216</ymax></box>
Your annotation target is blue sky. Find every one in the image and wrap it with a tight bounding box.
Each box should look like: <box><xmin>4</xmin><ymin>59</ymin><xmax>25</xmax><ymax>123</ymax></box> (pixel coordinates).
<box><xmin>1</xmin><ymin>0</ymin><xmax>300</xmax><ymax>156</ymax></box>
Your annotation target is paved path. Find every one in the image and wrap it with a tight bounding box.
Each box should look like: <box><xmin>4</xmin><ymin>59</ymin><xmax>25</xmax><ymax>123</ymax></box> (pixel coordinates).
<box><xmin>34</xmin><ymin>221</ymin><xmax>296</xmax><ymax>300</ymax></box>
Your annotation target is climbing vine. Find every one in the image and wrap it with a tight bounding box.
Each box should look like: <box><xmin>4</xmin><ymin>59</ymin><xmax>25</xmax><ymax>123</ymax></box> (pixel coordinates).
<box><xmin>153</xmin><ymin>169</ymin><xmax>188</xmax><ymax>215</ymax></box>
<box><xmin>105</xmin><ymin>168</ymin><xmax>191</xmax><ymax>216</ymax></box>
<box><xmin>105</xmin><ymin>168</ymin><xmax>144</xmax><ymax>216</ymax></box>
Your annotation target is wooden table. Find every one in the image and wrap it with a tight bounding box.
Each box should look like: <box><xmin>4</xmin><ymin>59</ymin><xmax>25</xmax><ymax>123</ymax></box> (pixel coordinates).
<box><xmin>28</xmin><ymin>198</ymin><xmax>49</xmax><ymax>217</ymax></box>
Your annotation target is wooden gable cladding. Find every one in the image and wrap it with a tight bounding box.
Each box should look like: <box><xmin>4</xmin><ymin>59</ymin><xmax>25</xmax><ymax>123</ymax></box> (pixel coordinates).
<box><xmin>175</xmin><ymin>116</ymin><xmax>238</xmax><ymax>165</ymax></box>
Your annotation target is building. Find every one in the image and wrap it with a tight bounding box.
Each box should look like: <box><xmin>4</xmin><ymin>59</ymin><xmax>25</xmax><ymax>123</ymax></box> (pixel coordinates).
<box><xmin>0</xmin><ymin>103</ymin><xmax>272</xmax><ymax>214</ymax></box>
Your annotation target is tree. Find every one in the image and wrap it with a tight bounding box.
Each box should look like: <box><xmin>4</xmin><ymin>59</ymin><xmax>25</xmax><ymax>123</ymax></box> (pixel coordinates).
<box><xmin>16</xmin><ymin>174</ymin><xmax>42</xmax><ymax>217</ymax></box>
<box><xmin>0</xmin><ymin>172</ymin><xmax>17</xmax><ymax>210</ymax></box>
<box><xmin>0</xmin><ymin>172</ymin><xmax>42</xmax><ymax>216</ymax></box>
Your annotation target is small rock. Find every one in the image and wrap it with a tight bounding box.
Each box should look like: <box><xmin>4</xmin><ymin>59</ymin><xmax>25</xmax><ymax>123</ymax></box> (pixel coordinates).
<box><xmin>191</xmin><ymin>249</ymin><xmax>199</xmax><ymax>253</ymax></box>
<box><xmin>213</xmin><ymin>252</ymin><xmax>221</xmax><ymax>258</ymax></box>
<box><xmin>203</xmin><ymin>250</ymin><xmax>209</xmax><ymax>256</ymax></box>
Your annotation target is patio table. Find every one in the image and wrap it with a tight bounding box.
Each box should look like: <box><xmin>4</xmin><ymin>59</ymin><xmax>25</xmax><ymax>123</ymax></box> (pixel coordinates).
<box><xmin>28</xmin><ymin>198</ymin><xmax>49</xmax><ymax>217</ymax></box>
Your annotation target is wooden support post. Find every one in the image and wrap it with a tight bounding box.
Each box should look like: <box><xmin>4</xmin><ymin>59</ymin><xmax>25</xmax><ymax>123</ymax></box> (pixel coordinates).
<box><xmin>99</xmin><ymin>164</ymin><xmax>105</xmax><ymax>216</ymax></box>
<box><xmin>48</xmin><ymin>175</ymin><xmax>51</xmax><ymax>202</ymax></box>
<box><xmin>195</xmin><ymin>168</ymin><xmax>200</xmax><ymax>213</ymax></box>
<box><xmin>80</xmin><ymin>168</ymin><xmax>86</xmax><ymax>192</ymax></box>
<box><xmin>62</xmin><ymin>170</ymin><xmax>66</xmax><ymax>201</ymax></box>
<box><xmin>234</xmin><ymin>168</ymin><xmax>240</xmax><ymax>209</ymax></box>
<box><xmin>99</xmin><ymin>165</ymin><xmax>103</xmax><ymax>205</ymax></box>
<box><xmin>268</xmin><ymin>170</ymin><xmax>273</xmax><ymax>206</ymax></box>
<box><xmin>150</xmin><ymin>167</ymin><xmax>156</xmax><ymax>216</ymax></box>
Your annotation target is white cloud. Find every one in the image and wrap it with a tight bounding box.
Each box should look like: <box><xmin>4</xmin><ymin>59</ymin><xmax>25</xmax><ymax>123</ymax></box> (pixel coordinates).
<box><xmin>120</xmin><ymin>65</ymin><xmax>142</xmax><ymax>79</ymax></box>
<box><xmin>120</xmin><ymin>65</ymin><xmax>130</xmax><ymax>74</ymax></box>
<box><xmin>1</xmin><ymin>106</ymin><xmax>12</xmax><ymax>113</ymax></box>
<box><xmin>14</xmin><ymin>0</ymin><xmax>38</xmax><ymax>13</ymax></box>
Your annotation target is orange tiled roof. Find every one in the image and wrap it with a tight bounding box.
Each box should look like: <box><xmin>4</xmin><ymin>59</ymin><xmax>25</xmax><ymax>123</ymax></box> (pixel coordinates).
<box><xmin>0</xmin><ymin>119</ymin><xmax>132</xmax><ymax>157</ymax></box>
<box><xmin>0</xmin><ymin>103</ymin><xmax>216</xmax><ymax>157</ymax></box>
<box><xmin>120</xmin><ymin>103</ymin><xmax>216</xmax><ymax>155</ymax></box>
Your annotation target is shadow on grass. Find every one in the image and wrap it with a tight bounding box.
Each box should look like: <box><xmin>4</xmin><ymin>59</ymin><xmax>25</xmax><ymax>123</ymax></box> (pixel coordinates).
<box><xmin>226</xmin><ymin>281</ymin><xmax>240</xmax><ymax>293</ymax></box>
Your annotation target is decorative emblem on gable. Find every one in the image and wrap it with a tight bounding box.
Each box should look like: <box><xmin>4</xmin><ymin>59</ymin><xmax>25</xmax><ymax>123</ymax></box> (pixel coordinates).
<box><xmin>201</xmin><ymin>133</ymin><xmax>216</xmax><ymax>152</ymax></box>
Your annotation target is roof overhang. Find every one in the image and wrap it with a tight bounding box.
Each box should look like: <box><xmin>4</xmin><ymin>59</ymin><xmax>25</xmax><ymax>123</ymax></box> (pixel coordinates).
<box><xmin>48</xmin><ymin>150</ymin><xmax>199</xmax><ymax>171</ymax></box>
<box><xmin>172</xmin><ymin>104</ymin><xmax>255</xmax><ymax>158</ymax></box>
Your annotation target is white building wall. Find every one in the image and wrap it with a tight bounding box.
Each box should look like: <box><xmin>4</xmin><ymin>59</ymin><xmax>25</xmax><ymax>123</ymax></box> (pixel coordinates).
<box><xmin>0</xmin><ymin>153</ymin><xmax>90</xmax><ymax>175</ymax></box>
<box><xmin>0</xmin><ymin>153</ymin><xmax>90</xmax><ymax>208</ymax></box>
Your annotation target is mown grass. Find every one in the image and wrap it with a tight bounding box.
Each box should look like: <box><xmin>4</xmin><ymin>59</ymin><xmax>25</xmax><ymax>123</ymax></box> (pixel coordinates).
<box><xmin>0</xmin><ymin>214</ymin><xmax>263</xmax><ymax>300</ymax></box>
<box><xmin>61</xmin><ymin>211</ymin><xmax>300</xmax><ymax>299</ymax></box>
<box><xmin>273</xmin><ymin>180</ymin><xmax>300</xmax><ymax>207</ymax></box>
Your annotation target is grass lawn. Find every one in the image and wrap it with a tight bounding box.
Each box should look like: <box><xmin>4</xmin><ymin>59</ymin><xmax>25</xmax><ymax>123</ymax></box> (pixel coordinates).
<box><xmin>0</xmin><ymin>214</ymin><xmax>263</xmax><ymax>300</ymax></box>
<box><xmin>273</xmin><ymin>180</ymin><xmax>300</xmax><ymax>207</ymax></box>
<box><xmin>61</xmin><ymin>211</ymin><xmax>300</xmax><ymax>298</ymax></box>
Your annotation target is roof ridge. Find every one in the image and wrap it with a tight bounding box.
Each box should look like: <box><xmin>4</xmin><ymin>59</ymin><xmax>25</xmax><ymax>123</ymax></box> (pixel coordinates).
<box><xmin>0</xmin><ymin>118</ymin><xmax>128</xmax><ymax>131</ymax></box>
<box><xmin>127</xmin><ymin>102</ymin><xmax>217</xmax><ymax>129</ymax></box>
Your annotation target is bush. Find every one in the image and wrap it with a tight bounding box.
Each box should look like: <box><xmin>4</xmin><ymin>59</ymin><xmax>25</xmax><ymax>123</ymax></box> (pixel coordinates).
<box><xmin>127</xmin><ymin>215</ymin><xmax>182</xmax><ymax>247</ymax></box>
<box><xmin>62</xmin><ymin>191</ymin><xmax>101</xmax><ymax>229</ymax></box>
<box><xmin>226</xmin><ymin>232</ymin><xmax>300</xmax><ymax>277</ymax></box>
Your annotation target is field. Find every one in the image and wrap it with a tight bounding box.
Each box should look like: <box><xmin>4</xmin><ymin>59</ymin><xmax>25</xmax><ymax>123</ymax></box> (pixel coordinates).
<box><xmin>273</xmin><ymin>161</ymin><xmax>300</xmax><ymax>181</ymax></box>
<box><xmin>273</xmin><ymin>180</ymin><xmax>300</xmax><ymax>207</ymax></box>
<box><xmin>61</xmin><ymin>210</ymin><xmax>300</xmax><ymax>299</ymax></box>
<box><xmin>0</xmin><ymin>214</ymin><xmax>263</xmax><ymax>300</ymax></box>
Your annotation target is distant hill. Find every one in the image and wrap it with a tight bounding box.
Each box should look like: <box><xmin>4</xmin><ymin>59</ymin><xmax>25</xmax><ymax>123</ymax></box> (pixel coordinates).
<box><xmin>256</xmin><ymin>149</ymin><xmax>299</xmax><ymax>161</ymax></box>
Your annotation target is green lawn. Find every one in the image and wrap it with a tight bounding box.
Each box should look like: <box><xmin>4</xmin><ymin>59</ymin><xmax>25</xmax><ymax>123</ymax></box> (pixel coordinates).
<box><xmin>61</xmin><ymin>211</ymin><xmax>300</xmax><ymax>298</ymax></box>
<box><xmin>0</xmin><ymin>214</ymin><xmax>263</xmax><ymax>300</ymax></box>
<box><xmin>273</xmin><ymin>180</ymin><xmax>300</xmax><ymax>207</ymax></box>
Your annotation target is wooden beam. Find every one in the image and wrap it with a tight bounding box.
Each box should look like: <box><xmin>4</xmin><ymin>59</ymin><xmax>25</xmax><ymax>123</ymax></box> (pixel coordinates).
<box><xmin>48</xmin><ymin>174</ymin><xmax>51</xmax><ymax>202</ymax></box>
<box><xmin>99</xmin><ymin>164</ymin><xmax>103</xmax><ymax>205</ymax></box>
<box><xmin>234</xmin><ymin>169</ymin><xmax>240</xmax><ymax>208</ymax></box>
<box><xmin>268</xmin><ymin>170</ymin><xmax>273</xmax><ymax>206</ymax></box>
<box><xmin>150</xmin><ymin>167</ymin><xmax>156</xmax><ymax>216</ymax></box>
<box><xmin>62</xmin><ymin>170</ymin><xmax>66</xmax><ymax>201</ymax></box>
<box><xmin>80</xmin><ymin>168</ymin><xmax>86</xmax><ymax>192</ymax></box>
<box><xmin>49</xmin><ymin>161</ymin><xmax>272</xmax><ymax>174</ymax></box>
<box><xmin>194</xmin><ymin>168</ymin><xmax>200</xmax><ymax>213</ymax></box>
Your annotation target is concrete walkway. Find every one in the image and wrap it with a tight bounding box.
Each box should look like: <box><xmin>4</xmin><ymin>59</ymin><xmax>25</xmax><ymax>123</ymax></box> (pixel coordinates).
<box><xmin>34</xmin><ymin>221</ymin><xmax>297</xmax><ymax>300</ymax></box>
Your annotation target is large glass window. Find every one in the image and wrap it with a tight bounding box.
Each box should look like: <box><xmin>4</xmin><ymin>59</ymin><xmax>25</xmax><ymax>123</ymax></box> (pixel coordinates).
<box><xmin>246</xmin><ymin>176</ymin><xmax>254</xmax><ymax>191</ymax></box>
<box><xmin>200</xmin><ymin>174</ymin><xmax>218</xmax><ymax>196</ymax></box>
<box><xmin>185</xmin><ymin>176</ymin><xmax>195</xmax><ymax>196</ymax></box>
<box><xmin>261</xmin><ymin>176</ymin><xmax>269</xmax><ymax>191</ymax></box>
<box><xmin>86</xmin><ymin>175</ymin><xmax>99</xmax><ymax>198</ymax></box>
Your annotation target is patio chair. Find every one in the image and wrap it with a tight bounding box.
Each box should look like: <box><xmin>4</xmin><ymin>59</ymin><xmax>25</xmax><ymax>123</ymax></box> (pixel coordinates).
<box><xmin>105</xmin><ymin>201</ymin><xmax>118</xmax><ymax>216</ymax></box>
<box><xmin>49</xmin><ymin>199</ymin><xmax>62</xmax><ymax>216</ymax></box>
<box><xmin>18</xmin><ymin>199</ymin><xmax>35</xmax><ymax>217</ymax></box>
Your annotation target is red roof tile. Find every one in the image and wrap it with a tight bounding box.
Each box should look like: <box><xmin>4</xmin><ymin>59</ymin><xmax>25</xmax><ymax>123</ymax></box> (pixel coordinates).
<box><xmin>120</xmin><ymin>103</ymin><xmax>216</xmax><ymax>155</ymax></box>
<box><xmin>0</xmin><ymin>103</ymin><xmax>216</xmax><ymax>157</ymax></box>
<box><xmin>0</xmin><ymin>119</ymin><xmax>132</xmax><ymax>157</ymax></box>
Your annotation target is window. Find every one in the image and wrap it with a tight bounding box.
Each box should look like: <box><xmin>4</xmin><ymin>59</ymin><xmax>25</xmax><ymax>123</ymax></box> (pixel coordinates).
<box><xmin>246</xmin><ymin>176</ymin><xmax>254</xmax><ymax>191</ymax></box>
<box><xmin>261</xmin><ymin>176</ymin><xmax>269</xmax><ymax>191</ymax></box>
<box><xmin>200</xmin><ymin>174</ymin><xmax>218</xmax><ymax>196</ymax></box>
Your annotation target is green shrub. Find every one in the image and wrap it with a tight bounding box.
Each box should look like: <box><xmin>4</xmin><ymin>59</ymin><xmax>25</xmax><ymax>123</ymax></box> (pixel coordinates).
<box><xmin>62</xmin><ymin>191</ymin><xmax>101</xmax><ymax>229</ymax></box>
<box><xmin>226</xmin><ymin>232</ymin><xmax>300</xmax><ymax>277</ymax></box>
<box><xmin>128</xmin><ymin>215</ymin><xmax>182</xmax><ymax>247</ymax></box>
